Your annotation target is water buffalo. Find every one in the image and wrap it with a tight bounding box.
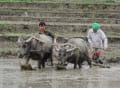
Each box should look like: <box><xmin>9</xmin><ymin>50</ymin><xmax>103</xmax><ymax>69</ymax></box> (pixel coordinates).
<box><xmin>53</xmin><ymin>38</ymin><xmax>92</xmax><ymax>69</ymax></box>
<box><xmin>18</xmin><ymin>34</ymin><xmax>53</xmax><ymax>69</ymax></box>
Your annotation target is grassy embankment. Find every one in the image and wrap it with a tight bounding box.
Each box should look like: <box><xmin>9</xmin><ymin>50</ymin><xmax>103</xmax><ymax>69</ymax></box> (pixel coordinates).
<box><xmin>0</xmin><ymin>0</ymin><xmax>119</xmax><ymax>38</ymax></box>
<box><xmin>0</xmin><ymin>0</ymin><xmax>118</xmax><ymax>4</ymax></box>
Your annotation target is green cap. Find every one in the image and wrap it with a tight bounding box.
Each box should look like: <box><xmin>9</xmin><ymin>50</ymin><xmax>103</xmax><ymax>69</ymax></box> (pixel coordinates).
<box><xmin>92</xmin><ymin>23</ymin><xmax>100</xmax><ymax>30</ymax></box>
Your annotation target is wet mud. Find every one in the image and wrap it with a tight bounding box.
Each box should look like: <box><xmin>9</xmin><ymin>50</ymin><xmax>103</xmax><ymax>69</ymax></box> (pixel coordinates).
<box><xmin>0</xmin><ymin>59</ymin><xmax>120</xmax><ymax>88</ymax></box>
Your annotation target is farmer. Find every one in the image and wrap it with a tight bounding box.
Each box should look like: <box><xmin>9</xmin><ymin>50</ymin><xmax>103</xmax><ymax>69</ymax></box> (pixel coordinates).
<box><xmin>87</xmin><ymin>22</ymin><xmax>108</xmax><ymax>64</ymax></box>
<box><xmin>38</xmin><ymin>21</ymin><xmax>57</xmax><ymax>43</ymax></box>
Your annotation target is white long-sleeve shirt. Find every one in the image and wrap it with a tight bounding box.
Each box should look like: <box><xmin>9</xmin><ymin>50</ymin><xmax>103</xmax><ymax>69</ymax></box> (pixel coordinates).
<box><xmin>87</xmin><ymin>28</ymin><xmax>108</xmax><ymax>49</ymax></box>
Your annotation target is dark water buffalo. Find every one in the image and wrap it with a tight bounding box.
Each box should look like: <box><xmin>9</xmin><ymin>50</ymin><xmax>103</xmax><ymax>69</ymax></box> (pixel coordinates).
<box><xmin>53</xmin><ymin>38</ymin><xmax>92</xmax><ymax>69</ymax></box>
<box><xmin>18</xmin><ymin>34</ymin><xmax>53</xmax><ymax>69</ymax></box>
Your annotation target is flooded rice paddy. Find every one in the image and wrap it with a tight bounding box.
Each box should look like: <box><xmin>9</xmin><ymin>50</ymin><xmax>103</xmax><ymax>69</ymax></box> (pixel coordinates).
<box><xmin>0</xmin><ymin>58</ymin><xmax>120</xmax><ymax>88</ymax></box>
<box><xmin>0</xmin><ymin>40</ymin><xmax>120</xmax><ymax>88</ymax></box>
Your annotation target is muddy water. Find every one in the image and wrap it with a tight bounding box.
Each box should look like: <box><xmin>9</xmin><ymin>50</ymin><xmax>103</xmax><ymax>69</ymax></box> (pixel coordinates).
<box><xmin>0</xmin><ymin>59</ymin><xmax>120</xmax><ymax>88</ymax></box>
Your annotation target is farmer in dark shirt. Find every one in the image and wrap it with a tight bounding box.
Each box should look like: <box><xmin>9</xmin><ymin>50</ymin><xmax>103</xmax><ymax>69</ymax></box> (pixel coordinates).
<box><xmin>39</xmin><ymin>22</ymin><xmax>56</xmax><ymax>43</ymax></box>
<box><xmin>38</xmin><ymin>21</ymin><xmax>56</xmax><ymax>66</ymax></box>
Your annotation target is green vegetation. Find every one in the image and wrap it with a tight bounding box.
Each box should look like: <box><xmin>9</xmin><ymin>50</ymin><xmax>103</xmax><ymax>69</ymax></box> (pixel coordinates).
<box><xmin>0</xmin><ymin>0</ymin><xmax>119</xmax><ymax>4</ymax></box>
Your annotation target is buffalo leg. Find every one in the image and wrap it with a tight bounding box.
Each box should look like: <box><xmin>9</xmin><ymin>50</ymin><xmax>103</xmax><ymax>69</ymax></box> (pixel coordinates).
<box><xmin>78</xmin><ymin>62</ymin><xmax>82</xmax><ymax>69</ymax></box>
<box><xmin>38</xmin><ymin>59</ymin><xmax>41</xmax><ymax>69</ymax></box>
<box><xmin>74</xmin><ymin>58</ymin><xmax>77</xmax><ymax>69</ymax></box>
<box><xmin>50</xmin><ymin>55</ymin><xmax>53</xmax><ymax>66</ymax></box>
<box><xmin>25</xmin><ymin>56</ymin><xmax>30</xmax><ymax>65</ymax></box>
<box><xmin>86</xmin><ymin>56</ymin><xmax>92</xmax><ymax>68</ymax></box>
<box><xmin>47</xmin><ymin>52</ymin><xmax>53</xmax><ymax>66</ymax></box>
<box><xmin>78</xmin><ymin>58</ymin><xmax>84</xmax><ymax>69</ymax></box>
<box><xmin>42</xmin><ymin>59</ymin><xmax>45</xmax><ymax>68</ymax></box>
<box><xmin>74</xmin><ymin>64</ymin><xmax>77</xmax><ymax>69</ymax></box>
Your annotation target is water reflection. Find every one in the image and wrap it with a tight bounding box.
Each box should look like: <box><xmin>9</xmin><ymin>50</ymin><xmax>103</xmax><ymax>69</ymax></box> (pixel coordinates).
<box><xmin>0</xmin><ymin>59</ymin><xmax>120</xmax><ymax>88</ymax></box>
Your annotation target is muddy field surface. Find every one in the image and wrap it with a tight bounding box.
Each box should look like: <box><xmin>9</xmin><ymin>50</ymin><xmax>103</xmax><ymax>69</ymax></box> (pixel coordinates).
<box><xmin>0</xmin><ymin>38</ymin><xmax>120</xmax><ymax>88</ymax></box>
<box><xmin>0</xmin><ymin>58</ymin><xmax>120</xmax><ymax>88</ymax></box>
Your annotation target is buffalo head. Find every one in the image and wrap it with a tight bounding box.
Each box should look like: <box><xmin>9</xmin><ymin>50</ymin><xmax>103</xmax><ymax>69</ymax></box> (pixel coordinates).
<box><xmin>53</xmin><ymin>43</ymin><xmax>77</xmax><ymax>66</ymax></box>
<box><xmin>17</xmin><ymin>36</ymin><xmax>31</xmax><ymax>58</ymax></box>
<box><xmin>17</xmin><ymin>35</ymin><xmax>48</xmax><ymax>58</ymax></box>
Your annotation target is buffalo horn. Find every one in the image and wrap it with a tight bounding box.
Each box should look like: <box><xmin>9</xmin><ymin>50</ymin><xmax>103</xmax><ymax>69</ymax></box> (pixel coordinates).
<box><xmin>18</xmin><ymin>36</ymin><xmax>23</xmax><ymax>43</ymax></box>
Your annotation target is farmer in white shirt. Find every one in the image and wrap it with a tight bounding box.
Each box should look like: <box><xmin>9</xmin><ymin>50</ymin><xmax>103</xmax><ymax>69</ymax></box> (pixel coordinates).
<box><xmin>87</xmin><ymin>23</ymin><xmax>108</xmax><ymax>64</ymax></box>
